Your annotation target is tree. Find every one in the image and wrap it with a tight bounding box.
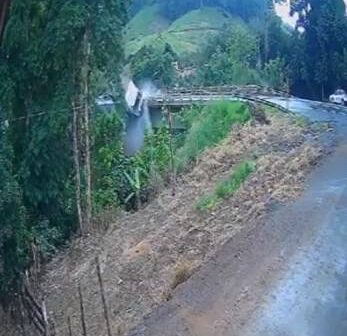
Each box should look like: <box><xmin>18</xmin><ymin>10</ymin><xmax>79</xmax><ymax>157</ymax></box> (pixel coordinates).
<box><xmin>289</xmin><ymin>0</ymin><xmax>347</xmax><ymax>98</ymax></box>
<box><xmin>194</xmin><ymin>24</ymin><xmax>263</xmax><ymax>86</ymax></box>
<box><xmin>0</xmin><ymin>0</ymin><xmax>127</xmax><ymax>303</ymax></box>
<box><xmin>130</xmin><ymin>43</ymin><xmax>178</xmax><ymax>86</ymax></box>
<box><xmin>0</xmin><ymin>120</ymin><xmax>28</xmax><ymax>304</ymax></box>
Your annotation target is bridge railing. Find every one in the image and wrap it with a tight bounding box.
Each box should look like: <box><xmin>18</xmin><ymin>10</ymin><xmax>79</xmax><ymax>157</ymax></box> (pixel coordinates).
<box><xmin>148</xmin><ymin>85</ymin><xmax>291</xmax><ymax>107</ymax></box>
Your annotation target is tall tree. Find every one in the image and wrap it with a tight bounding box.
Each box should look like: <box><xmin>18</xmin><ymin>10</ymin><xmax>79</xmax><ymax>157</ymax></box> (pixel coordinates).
<box><xmin>290</xmin><ymin>0</ymin><xmax>347</xmax><ymax>98</ymax></box>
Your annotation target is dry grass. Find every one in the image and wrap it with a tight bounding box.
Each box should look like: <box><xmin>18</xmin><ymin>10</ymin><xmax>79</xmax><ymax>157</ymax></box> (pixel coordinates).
<box><xmin>171</xmin><ymin>259</ymin><xmax>193</xmax><ymax>290</ymax></box>
<box><xmin>9</xmin><ymin>110</ymin><xmax>326</xmax><ymax>336</ymax></box>
<box><xmin>161</xmin><ymin>259</ymin><xmax>193</xmax><ymax>301</ymax></box>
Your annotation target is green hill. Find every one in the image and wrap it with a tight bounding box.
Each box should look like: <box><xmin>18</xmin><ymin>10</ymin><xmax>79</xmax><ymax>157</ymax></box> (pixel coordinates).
<box><xmin>125</xmin><ymin>4</ymin><xmax>171</xmax><ymax>43</ymax></box>
<box><xmin>125</xmin><ymin>7</ymin><xmax>241</xmax><ymax>59</ymax></box>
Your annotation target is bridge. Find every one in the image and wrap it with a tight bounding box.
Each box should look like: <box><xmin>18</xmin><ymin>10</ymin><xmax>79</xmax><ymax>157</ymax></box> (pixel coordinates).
<box><xmin>123</xmin><ymin>84</ymin><xmax>292</xmax><ymax>155</ymax></box>
<box><xmin>147</xmin><ymin>85</ymin><xmax>291</xmax><ymax>111</ymax></box>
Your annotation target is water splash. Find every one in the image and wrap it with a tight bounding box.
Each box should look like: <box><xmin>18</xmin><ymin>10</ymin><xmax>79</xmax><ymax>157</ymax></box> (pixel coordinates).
<box><xmin>123</xmin><ymin>81</ymin><xmax>159</xmax><ymax>155</ymax></box>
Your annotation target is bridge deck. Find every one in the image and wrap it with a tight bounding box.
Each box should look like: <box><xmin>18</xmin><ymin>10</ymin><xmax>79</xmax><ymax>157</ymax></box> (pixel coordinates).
<box><xmin>147</xmin><ymin>86</ymin><xmax>289</xmax><ymax>108</ymax></box>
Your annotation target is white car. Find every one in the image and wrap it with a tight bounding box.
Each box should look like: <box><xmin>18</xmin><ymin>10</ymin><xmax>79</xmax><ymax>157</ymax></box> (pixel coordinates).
<box><xmin>329</xmin><ymin>89</ymin><xmax>347</xmax><ymax>105</ymax></box>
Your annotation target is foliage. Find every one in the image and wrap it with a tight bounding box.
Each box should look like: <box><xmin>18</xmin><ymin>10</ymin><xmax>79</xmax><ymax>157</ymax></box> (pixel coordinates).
<box><xmin>196</xmin><ymin>161</ymin><xmax>255</xmax><ymax>211</ymax></box>
<box><xmin>263</xmin><ymin>57</ymin><xmax>288</xmax><ymax>90</ymax></box>
<box><xmin>289</xmin><ymin>0</ymin><xmax>347</xmax><ymax>98</ymax></box>
<box><xmin>0</xmin><ymin>124</ymin><xmax>28</xmax><ymax>302</ymax></box>
<box><xmin>0</xmin><ymin>0</ymin><xmax>127</xmax><ymax>303</ymax></box>
<box><xmin>194</xmin><ymin>24</ymin><xmax>264</xmax><ymax>86</ymax></box>
<box><xmin>175</xmin><ymin>102</ymin><xmax>251</xmax><ymax>171</ymax></box>
<box><xmin>130</xmin><ymin>43</ymin><xmax>178</xmax><ymax>86</ymax></box>
<box><xmin>92</xmin><ymin>112</ymin><xmax>171</xmax><ymax>211</ymax></box>
<box><xmin>92</xmin><ymin>111</ymin><xmax>127</xmax><ymax>212</ymax></box>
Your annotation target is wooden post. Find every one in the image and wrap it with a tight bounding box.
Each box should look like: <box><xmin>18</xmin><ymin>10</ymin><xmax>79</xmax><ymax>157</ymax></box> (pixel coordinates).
<box><xmin>96</xmin><ymin>257</ymin><xmax>112</xmax><ymax>336</ymax></box>
<box><xmin>67</xmin><ymin>316</ymin><xmax>73</xmax><ymax>336</ymax></box>
<box><xmin>78</xmin><ymin>284</ymin><xmax>87</xmax><ymax>336</ymax></box>
<box><xmin>19</xmin><ymin>294</ymin><xmax>27</xmax><ymax>336</ymax></box>
<box><xmin>41</xmin><ymin>299</ymin><xmax>49</xmax><ymax>336</ymax></box>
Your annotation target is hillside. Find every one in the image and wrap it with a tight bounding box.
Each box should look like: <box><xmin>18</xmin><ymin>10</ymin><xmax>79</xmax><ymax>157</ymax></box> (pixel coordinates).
<box><xmin>125</xmin><ymin>7</ymin><xmax>238</xmax><ymax>58</ymax></box>
<box><xmin>0</xmin><ymin>103</ymin><xmax>326</xmax><ymax>336</ymax></box>
<box><xmin>125</xmin><ymin>4</ymin><xmax>170</xmax><ymax>43</ymax></box>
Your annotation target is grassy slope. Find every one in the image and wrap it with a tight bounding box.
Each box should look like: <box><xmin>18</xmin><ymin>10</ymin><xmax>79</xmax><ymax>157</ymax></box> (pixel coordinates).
<box><xmin>125</xmin><ymin>4</ymin><xmax>171</xmax><ymax>43</ymax></box>
<box><xmin>175</xmin><ymin>101</ymin><xmax>251</xmax><ymax>171</ymax></box>
<box><xmin>125</xmin><ymin>7</ymin><xmax>236</xmax><ymax>58</ymax></box>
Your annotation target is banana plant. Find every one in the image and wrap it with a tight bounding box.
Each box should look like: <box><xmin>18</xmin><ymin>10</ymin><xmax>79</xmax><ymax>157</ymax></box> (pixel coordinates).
<box><xmin>124</xmin><ymin>167</ymin><xmax>147</xmax><ymax>210</ymax></box>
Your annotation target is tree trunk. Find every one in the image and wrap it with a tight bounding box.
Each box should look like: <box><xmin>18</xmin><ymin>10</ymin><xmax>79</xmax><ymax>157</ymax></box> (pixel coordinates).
<box><xmin>83</xmin><ymin>25</ymin><xmax>92</xmax><ymax>230</ymax></box>
<box><xmin>72</xmin><ymin>100</ymin><xmax>83</xmax><ymax>234</ymax></box>
<box><xmin>264</xmin><ymin>0</ymin><xmax>273</xmax><ymax>63</ymax></box>
<box><xmin>0</xmin><ymin>0</ymin><xmax>10</xmax><ymax>43</ymax></box>
<box><xmin>264</xmin><ymin>25</ymin><xmax>269</xmax><ymax>63</ymax></box>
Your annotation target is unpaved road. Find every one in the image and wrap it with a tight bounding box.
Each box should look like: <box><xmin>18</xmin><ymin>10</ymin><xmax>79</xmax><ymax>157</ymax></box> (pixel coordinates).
<box><xmin>128</xmin><ymin>99</ymin><xmax>347</xmax><ymax>336</ymax></box>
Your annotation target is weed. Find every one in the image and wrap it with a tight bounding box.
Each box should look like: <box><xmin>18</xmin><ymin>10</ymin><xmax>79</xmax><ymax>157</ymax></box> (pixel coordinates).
<box><xmin>175</xmin><ymin>101</ymin><xmax>251</xmax><ymax>171</ymax></box>
<box><xmin>196</xmin><ymin>161</ymin><xmax>256</xmax><ymax>211</ymax></box>
<box><xmin>195</xmin><ymin>194</ymin><xmax>219</xmax><ymax>211</ymax></box>
<box><xmin>293</xmin><ymin>115</ymin><xmax>309</xmax><ymax>127</ymax></box>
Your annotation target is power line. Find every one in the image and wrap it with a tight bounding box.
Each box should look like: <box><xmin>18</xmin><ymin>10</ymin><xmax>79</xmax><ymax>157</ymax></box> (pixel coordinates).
<box><xmin>0</xmin><ymin>104</ymin><xmax>85</xmax><ymax>125</ymax></box>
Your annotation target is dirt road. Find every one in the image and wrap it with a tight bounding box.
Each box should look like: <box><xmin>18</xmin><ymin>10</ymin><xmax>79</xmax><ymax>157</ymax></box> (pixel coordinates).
<box><xmin>128</xmin><ymin>100</ymin><xmax>347</xmax><ymax>336</ymax></box>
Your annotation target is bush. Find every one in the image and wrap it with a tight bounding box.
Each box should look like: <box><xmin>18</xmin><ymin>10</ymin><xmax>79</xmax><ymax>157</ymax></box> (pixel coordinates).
<box><xmin>93</xmin><ymin>111</ymin><xmax>172</xmax><ymax>212</ymax></box>
<box><xmin>175</xmin><ymin>101</ymin><xmax>251</xmax><ymax>171</ymax></box>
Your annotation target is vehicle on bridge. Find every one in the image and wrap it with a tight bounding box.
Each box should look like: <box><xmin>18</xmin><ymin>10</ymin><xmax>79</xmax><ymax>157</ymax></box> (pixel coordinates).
<box><xmin>329</xmin><ymin>89</ymin><xmax>347</xmax><ymax>106</ymax></box>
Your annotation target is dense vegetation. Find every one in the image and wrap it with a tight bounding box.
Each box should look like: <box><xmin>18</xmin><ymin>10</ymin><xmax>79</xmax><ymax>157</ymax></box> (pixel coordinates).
<box><xmin>0</xmin><ymin>0</ymin><xmax>346</xmax><ymax>309</ymax></box>
<box><xmin>176</xmin><ymin>102</ymin><xmax>251</xmax><ymax>171</ymax></box>
<box><xmin>0</xmin><ymin>0</ymin><xmax>128</xmax><ymax>304</ymax></box>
